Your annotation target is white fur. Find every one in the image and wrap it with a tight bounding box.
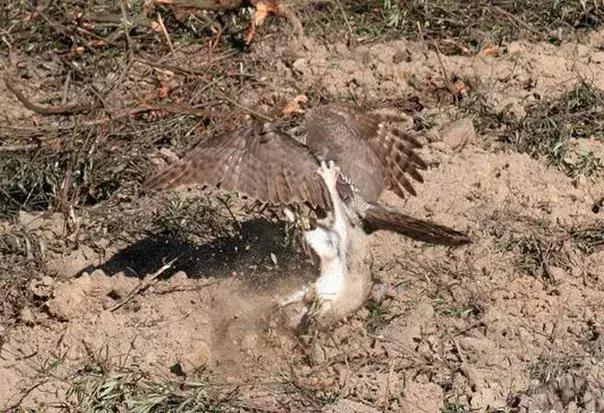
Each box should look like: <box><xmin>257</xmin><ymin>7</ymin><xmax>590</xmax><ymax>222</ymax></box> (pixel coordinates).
<box><xmin>311</xmin><ymin>161</ymin><xmax>349</xmax><ymax>306</ymax></box>
<box><xmin>305</xmin><ymin>225</ymin><xmax>344</xmax><ymax>304</ymax></box>
<box><xmin>277</xmin><ymin>161</ymin><xmax>352</xmax><ymax>317</ymax></box>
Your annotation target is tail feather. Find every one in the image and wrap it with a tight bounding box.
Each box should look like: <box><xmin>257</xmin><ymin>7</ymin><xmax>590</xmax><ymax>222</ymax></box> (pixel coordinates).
<box><xmin>364</xmin><ymin>204</ymin><xmax>472</xmax><ymax>246</ymax></box>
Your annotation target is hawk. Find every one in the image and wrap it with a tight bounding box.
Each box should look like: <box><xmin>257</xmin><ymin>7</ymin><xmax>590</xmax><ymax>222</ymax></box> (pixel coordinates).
<box><xmin>143</xmin><ymin>104</ymin><xmax>471</xmax><ymax>247</ymax></box>
<box><xmin>143</xmin><ymin>104</ymin><xmax>471</xmax><ymax>325</ymax></box>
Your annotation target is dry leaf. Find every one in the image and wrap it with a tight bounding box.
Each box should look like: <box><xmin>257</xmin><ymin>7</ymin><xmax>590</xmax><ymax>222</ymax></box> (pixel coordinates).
<box><xmin>246</xmin><ymin>0</ymin><xmax>283</xmax><ymax>44</ymax></box>
<box><xmin>480</xmin><ymin>42</ymin><xmax>500</xmax><ymax>57</ymax></box>
<box><xmin>451</xmin><ymin>77</ymin><xmax>470</xmax><ymax>100</ymax></box>
<box><xmin>157</xmin><ymin>83</ymin><xmax>171</xmax><ymax>98</ymax></box>
<box><xmin>281</xmin><ymin>95</ymin><xmax>308</xmax><ymax>115</ymax></box>
<box><xmin>150</xmin><ymin>20</ymin><xmax>162</xmax><ymax>32</ymax></box>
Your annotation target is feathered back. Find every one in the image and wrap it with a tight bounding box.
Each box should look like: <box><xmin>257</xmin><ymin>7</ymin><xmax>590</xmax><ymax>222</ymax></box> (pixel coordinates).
<box><xmin>304</xmin><ymin>104</ymin><xmax>427</xmax><ymax>201</ymax></box>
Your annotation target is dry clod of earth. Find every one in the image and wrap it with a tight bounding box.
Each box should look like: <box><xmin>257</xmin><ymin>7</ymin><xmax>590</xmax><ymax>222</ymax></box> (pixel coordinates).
<box><xmin>1</xmin><ymin>2</ymin><xmax>604</xmax><ymax>412</ymax></box>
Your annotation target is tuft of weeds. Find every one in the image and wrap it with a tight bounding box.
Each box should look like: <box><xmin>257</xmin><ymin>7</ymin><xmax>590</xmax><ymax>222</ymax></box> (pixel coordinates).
<box><xmin>0</xmin><ymin>0</ymin><xmax>271</xmax><ymax>221</ymax></box>
<box><xmin>527</xmin><ymin>355</ymin><xmax>583</xmax><ymax>384</ymax></box>
<box><xmin>502</xmin><ymin>82</ymin><xmax>604</xmax><ymax>177</ymax></box>
<box><xmin>433</xmin><ymin>297</ymin><xmax>482</xmax><ymax>319</ymax></box>
<box><xmin>462</xmin><ymin>81</ymin><xmax>604</xmax><ymax>178</ymax></box>
<box><xmin>486</xmin><ymin>214</ymin><xmax>570</xmax><ymax>284</ymax></box>
<box><xmin>0</xmin><ymin>256</ymin><xmax>40</xmax><ymax>328</ymax></box>
<box><xmin>570</xmin><ymin>227</ymin><xmax>604</xmax><ymax>255</ymax></box>
<box><xmin>274</xmin><ymin>370</ymin><xmax>339</xmax><ymax>410</ymax></box>
<box><xmin>93</xmin><ymin>192</ymin><xmax>239</xmax><ymax>248</ymax></box>
<box><xmin>65</xmin><ymin>365</ymin><xmax>228</xmax><ymax>412</ymax></box>
<box><xmin>506</xmin><ymin>234</ymin><xmax>567</xmax><ymax>284</ymax></box>
<box><xmin>441</xmin><ymin>399</ymin><xmax>469</xmax><ymax>413</ymax></box>
<box><xmin>0</xmin><ymin>124</ymin><xmax>157</xmax><ymax>220</ymax></box>
<box><xmin>0</xmin><ymin>0</ymin><xmax>251</xmax><ymax>57</ymax></box>
<box><xmin>365</xmin><ymin>299</ymin><xmax>397</xmax><ymax>332</ymax></box>
<box><xmin>298</xmin><ymin>0</ymin><xmax>604</xmax><ymax>52</ymax></box>
<box><xmin>458</xmin><ymin>77</ymin><xmax>515</xmax><ymax>136</ymax></box>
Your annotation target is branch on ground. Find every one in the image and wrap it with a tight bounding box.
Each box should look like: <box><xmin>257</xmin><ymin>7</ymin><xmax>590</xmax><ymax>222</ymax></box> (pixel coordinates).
<box><xmin>153</xmin><ymin>0</ymin><xmax>248</xmax><ymax>10</ymax></box>
<box><xmin>3</xmin><ymin>72</ymin><xmax>100</xmax><ymax>116</ymax></box>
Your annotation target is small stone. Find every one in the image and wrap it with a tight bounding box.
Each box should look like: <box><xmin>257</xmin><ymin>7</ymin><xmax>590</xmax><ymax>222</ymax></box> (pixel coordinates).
<box><xmin>158</xmin><ymin>147</ymin><xmax>179</xmax><ymax>162</ymax></box>
<box><xmin>440</xmin><ymin>117</ymin><xmax>476</xmax><ymax>151</ymax></box>
<box><xmin>29</xmin><ymin>278</ymin><xmax>54</xmax><ymax>299</ymax></box>
<box><xmin>169</xmin><ymin>271</ymin><xmax>188</xmax><ymax>285</ymax></box>
<box><xmin>179</xmin><ymin>342</ymin><xmax>212</xmax><ymax>375</ymax></box>
<box><xmin>308</xmin><ymin>341</ymin><xmax>326</xmax><ymax>365</ymax></box>
<box><xmin>89</xmin><ymin>269</ymin><xmax>107</xmax><ymax>279</ymax></box>
<box><xmin>46</xmin><ymin>283</ymin><xmax>86</xmax><ymax>321</ymax></box>
<box><xmin>370</xmin><ymin>283</ymin><xmax>396</xmax><ymax>304</ymax></box>
<box><xmin>20</xmin><ymin>307</ymin><xmax>36</xmax><ymax>325</ymax></box>
<box><xmin>17</xmin><ymin>211</ymin><xmax>44</xmax><ymax>230</ymax></box>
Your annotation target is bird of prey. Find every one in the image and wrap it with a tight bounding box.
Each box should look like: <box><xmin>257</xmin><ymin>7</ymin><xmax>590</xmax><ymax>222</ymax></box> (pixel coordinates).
<box><xmin>143</xmin><ymin>103</ymin><xmax>471</xmax><ymax>247</ymax></box>
<box><xmin>143</xmin><ymin>103</ymin><xmax>472</xmax><ymax>325</ymax></box>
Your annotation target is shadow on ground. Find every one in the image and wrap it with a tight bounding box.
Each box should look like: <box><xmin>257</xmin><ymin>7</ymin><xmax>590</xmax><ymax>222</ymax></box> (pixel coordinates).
<box><xmin>79</xmin><ymin>218</ymin><xmax>315</xmax><ymax>287</ymax></box>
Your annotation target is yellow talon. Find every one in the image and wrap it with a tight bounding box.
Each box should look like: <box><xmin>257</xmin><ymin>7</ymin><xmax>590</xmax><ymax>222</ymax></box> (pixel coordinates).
<box><xmin>299</xmin><ymin>215</ymin><xmax>311</xmax><ymax>231</ymax></box>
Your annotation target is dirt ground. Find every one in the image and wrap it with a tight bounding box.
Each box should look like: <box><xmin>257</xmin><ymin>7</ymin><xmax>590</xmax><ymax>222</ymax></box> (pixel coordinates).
<box><xmin>1</xmin><ymin>3</ymin><xmax>604</xmax><ymax>412</ymax></box>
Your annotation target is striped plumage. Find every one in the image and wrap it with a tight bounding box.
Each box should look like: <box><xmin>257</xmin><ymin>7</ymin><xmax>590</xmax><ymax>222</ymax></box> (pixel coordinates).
<box><xmin>143</xmin><ymin>104</ymin><xmax>471</xmax><ymax>246</ymax></box>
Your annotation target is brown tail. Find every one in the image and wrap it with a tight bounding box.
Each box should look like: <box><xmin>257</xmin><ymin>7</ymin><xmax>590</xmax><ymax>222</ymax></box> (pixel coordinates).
<box><xmin>364</xmin><ymin>204</ymin><xmax>472</xmax><ymax>246</ymax></box>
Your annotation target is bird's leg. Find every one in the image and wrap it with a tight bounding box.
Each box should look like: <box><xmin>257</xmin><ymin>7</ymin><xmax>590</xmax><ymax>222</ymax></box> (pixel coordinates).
<box><xmin>316</xmin><ymin>160</ymin><xmax>348</xmax><ymax>251</ymax></box>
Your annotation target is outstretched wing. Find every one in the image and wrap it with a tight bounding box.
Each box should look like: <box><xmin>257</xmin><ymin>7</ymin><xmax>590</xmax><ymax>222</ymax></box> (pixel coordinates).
<box><xmin>143</xmin><ymin>124</ymin><xmax>330</xmax><ymax>209</ymax></box>
<box><xmin>305</xmin><ymin>104</ymin><xmax>427</xmax><ymax>199</ymax></box>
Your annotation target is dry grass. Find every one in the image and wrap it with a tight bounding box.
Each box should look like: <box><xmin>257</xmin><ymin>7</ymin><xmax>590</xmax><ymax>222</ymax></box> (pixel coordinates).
<box><xmin>65</xmin><ymin>366</ymin><xmax>228</xmax><ymax>412</ymax></box>
<box><xmin>527</xmin><ymin>355</ymin><xmax>583</xmax><ymax>385</ymax></box>
<box><xmin>462</xmin><ymin>80</ymin><xmax>604</xmax><ymax>178</ymax></box>
<box><xmin>503</xmin><ymin>82</ymin><xmax>604</xmax><ymax>177</ymax></box>
<box><xmin>299</xmin><ymin>0</ymin><xmax>604</xmax><ymax>51</ymax></box>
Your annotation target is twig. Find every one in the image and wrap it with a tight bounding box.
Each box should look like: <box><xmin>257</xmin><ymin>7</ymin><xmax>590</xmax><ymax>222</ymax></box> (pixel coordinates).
<box><xmin>493</xmin><ymin>6</ymin><xmax>543</xmax><ymax>37</ymax></box>
<box><xmin>60</xmin><ymin>72</ymin><xmax>71</xmax><ymax>104</ymax></box>
<box><xmin>139</xmin><ymin>53</ymin><xmax>269</xmax><ymax>120</ymax></box>
<box><xmin>217</xmin><ymin>196</ymin><xmax>242</xmax><ymax>230</ymax></box>
<box><xmin>133</xmin><ymin>55</ymin><xmax>233</xmax><ymax>79</ymax></box>
<box><xmin>429</xmin><ymin>43</ymin><xmax>456</xmax><ymax>98</ymax></box>
<box><xmin>153</xmin><ymin>281</ymin><xmax>222</xmax><ymax>294</ymax></box>
<box><xmin>5</xmin><ymin>380</ymin><xmax>49</xmax><ymax>411</ymax></box>
<box><xmin>3</xmin><ymin>72</ymin><xmax>100</xmax><ymax>116</ymax></box>
<box><xmin>119</xmin><ymin>0</ymin><xmax>135</xmax><ymax>56</ymax></box>
<box><xmin>30</xmin><ymin>6</ymin><xmax>95</xmax><ymax>53</ymax></box>
<box><xmin>74</xmin><ymin>26</ymin><xmax>123</xmax><ymax>48</ymax></box>
<box><xmin>0</xmin><ymin>144</ymin><xmax>39</xmax><ymax>152</ymax></box>
<box><xmin>218</xmin><ymin>91</ymin><xmax>272</xmax><ymax>121</ymax></box>
<box><xmin>153</xmin><ymin>0</ymin><xmax>246</xmax><ymax>10</ymax></box>
<box><xmin>82</xmin><ymin>12</ymin><xmax>151</xmax><ymax>27</ymax></box>
<box><xmin>109</xmin><ymin>258</ymin><xmax>178</xmax><ymax>312</ymax></box>
<box><xmin>156</xmin><ymin>12</ymin><xmax>174</xmax><ymax>52</ymax></box>
<box><xmin>333</xmin><ymin>0</ymin><xmax>353</xmax><ymax>38</ymax></box>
